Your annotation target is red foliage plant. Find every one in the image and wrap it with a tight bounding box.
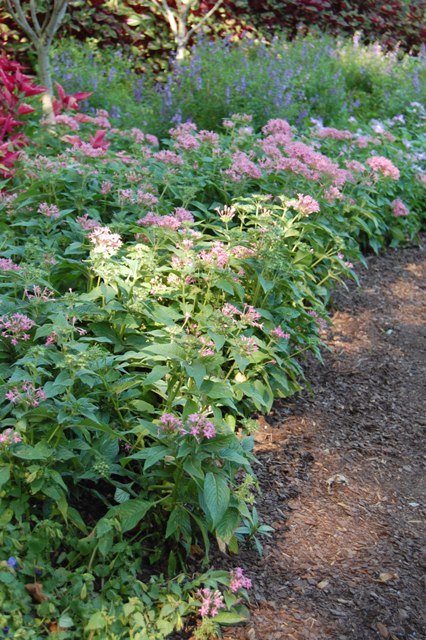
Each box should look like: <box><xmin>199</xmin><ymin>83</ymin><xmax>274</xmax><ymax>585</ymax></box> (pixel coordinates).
<box><xmin>0</xmin><ymin>55</ymin><xmax>45</xmax><ymax>178</ymax></box>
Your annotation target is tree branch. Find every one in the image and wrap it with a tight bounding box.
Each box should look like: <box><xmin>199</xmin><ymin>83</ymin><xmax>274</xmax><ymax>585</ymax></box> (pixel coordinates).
<box><xmin>4</xmin><ymin>0</ymin><xmax>38</xmax><ymax>42</ymax></box>
<box><xmin>186</xmin><ymin>0</ymin><xmax>223</xmax><ymax>41</ymax></box>
<box><xmin>44</xmin><ymin>0</ymin><xmax>69</xmax><ymax>43</ymax></box>
<box><xmin>29</xmin><ymin>0</ymin><xmax>42</xmax><ymax>36</ymax></box>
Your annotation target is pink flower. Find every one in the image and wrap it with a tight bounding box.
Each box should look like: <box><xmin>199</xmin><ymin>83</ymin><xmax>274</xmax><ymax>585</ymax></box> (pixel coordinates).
<box><xmin>38</xmin><ymin>202</ymin><xmax>60</xmax><ymax>218</ymax></box>
<box><xmin>0</xmin><ymin>313</ymin><xmax>35</xmax><ymax>345</ymax></box>
<box><xmin>45</xmin><ymin>331</ymin><xmax>57</xmax><ymax>346</ymax></box>
<box><xmin>262</xmin><ymin>118</ymin><xmax>293</xmax><ymax>137</ymax></box>
<box><xmin>222</xmin><ymin>303</ymin><xmax>240</xmax><ymax>318</ymax></box>
<box><xmin>88</xmin><ymin>226</ymin><xmax>122</xmax><ymax>258</ymax></box>
<box><xmin>153</xmin><ymin>150</ymin><xmax>184</xmax><ymax>165</ymax></box>
<box><xmin>366</xmin><ymin>156</ymin><xmax>400</xmax><ymax>180</ymax></box>
<box><xmin>240</xmin><ymin>335</ymin><xmax>258</xmax><ymax>353</ymax></box>
<box><xmin>316</xmin><ymin>127</ymin><xmax>353</xmax><ymax>140</ymax></box>
<box><xmin>196</xmin><ymin>588</ymin><xmax>225</xmax><ymax>618</ymax></box>
<box><xmin>0</xmin><ymin>428</ymin><xmax>22</xmax><ymax>446</ymax></box>
<box><xmin>5</xmin><ymin>382</ymin><xmax>46</xmax><ymax>407</ymax></box>
<box><xmin>229</xmin><ymin>567</ymin><xmax>252</xmax><ymax>592</ymax></box>
<box><xmin>160</xmin><ymin>413</ymin><xmax>183</xmax><ymax>433</ymax></box>
<box><xmin>174</xmin><ymin>207</ymin><xmax>194</xmax><ymax>223</ymax></box>
<box><xmin>271</xmin><ymin>327</ymin><xmax>290</xmax><ymax>339</ymax></box>
<box><xmin>0</xmin><ymin>258</ymin><xmax>21</xmax><ymax>271</ymax></box>
<box><xmin>391</xmin><ymin>198</ymin><xmax>409</xmax><ymax>217</ymax></box>
<box><xmin>225</xmin><ymin>151</ymin><xmax>262</xmax><ymax>182</ymax></box>
<box><xmin>288</xmin><ymin>194</ymin><xmax>320</xmax><ymax>216</ymax></box>
<box><xmin>24</xmin><ymin>285</ymin><xmax>54</xmax><ymax>302</ymax></box>
<box><xmin>137</xmin><ymin>190</ymin><xmax>158</xmax><ymax>206</ymax></box>
<box><xmin>198</xmin><ymin>130</ymin><xmax>220</xmax><ymax>145</ymax></box>
<box><xmin>101</xmin><ymin>181</ymin><xmax>113</xmax><ymax>194</ymax></box>
<box><xmin>186</xmin><ymin>414</ymin><xmax>216</xmax><ymax>439</ymax></box>
<box><xmin>240</xmin><ymin>304</ymin><xmax>263</xmax><ymax>329</ymax></box>
<box><xmin>200</xmin><ymin>242</ymin><xmax>229</xmax><ymax>269</ymax></box>
<box><xmin>76</xmin><ymin>214</ymin><xmax>100</xmax><ymax>230</ymax></box>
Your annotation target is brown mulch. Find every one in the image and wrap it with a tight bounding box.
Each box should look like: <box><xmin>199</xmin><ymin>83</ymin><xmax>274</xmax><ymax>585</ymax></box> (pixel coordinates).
<box><xmin>218</xmin><ymin>241</ymin><xmax>426</xmax><ymax>640</ymax></box>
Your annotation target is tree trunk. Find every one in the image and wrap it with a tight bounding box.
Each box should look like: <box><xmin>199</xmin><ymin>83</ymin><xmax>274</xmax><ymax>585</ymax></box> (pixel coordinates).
<box><xmin>175</xmin><ymin>14</ymin><xmax>188</xmax><ymax>63</ymax></box>
<box><xmin>37</xmin><ymin>43</ymin><xmax>55</xmax><ymax>122</ymax></box>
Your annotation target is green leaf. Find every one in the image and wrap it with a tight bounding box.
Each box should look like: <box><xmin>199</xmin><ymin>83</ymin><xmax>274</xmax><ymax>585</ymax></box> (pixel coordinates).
<box><xmin>124</xmin><ymin>445</ymin><xmax>169</xmax><ymax>470</ymax></box>
<box><xmin>107</xmin><ymin>499</ymin><xmax>153</xmax><ymax>533</ymax></box>
<box><xmin>213</xmin><ymin>608</ymin><xmax>250</xmax><ymax>624</ymax></box>
<box><xmin>86</xmin><ymin>611</ymin><xmax>107</xmax><ymax>631</ymax></box>
<box><xmin>58</xmin><ymin>613</ymin><xmax>74</xmax><ymax>629</ymax></box>
<box><xmin>216</xmin><ymin>507</ymin><xmax>240</xmax><ymax>542</ymax></box>
<box><xmin>0</xmin><ymin>466</ymin><xmax>10</xmax><ymax>488</ymax></box>
<box><xmin>184</xmin><ymin>362</ymin><xmax>207</xmax><ymax>389</ymax></box>
<box><xmin>13</xmin><ymin>442</ymin><xmax>53</xmax><ymax>460</ymax></box>
<box><xmin>143</xmin><ymin>365</ymin><xmax>170</xmax><ymax>386</ymax></box>
<box><xmin>203</xmin><ymin>472</ymin><xmax>230</xmax><ymax>526</ymax></box>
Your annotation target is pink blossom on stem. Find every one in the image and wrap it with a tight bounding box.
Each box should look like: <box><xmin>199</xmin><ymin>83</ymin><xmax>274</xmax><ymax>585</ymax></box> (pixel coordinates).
<box><xmin>392</xmin><ymin>198</ymin><xmax>410</xmax><ymax>217</ymax></box>
<box><xmin>88</xmin><ymin>226</ymin><xmax>122</xmax><ymax>258</ymax></box>
<box><xmin>271</xmin><ymin>327</ymin><xmax>290</xmax><ymax>339</ymax></box>
<box><xmin>0</xmin><ymin>428</ymin><xmax>22</xmax><ymax>445</ymax></box>
<box><xmin>229</xmin><ymin>567</ymin><xmax>252</xmax><ymax>592</ymax></box>
<box><xmin>196</xmin><ymin>588</ymin><xmax>225</xmax><ymax>618</ymax></box>
<box><xmin>0</xmin><ymin>258</ymin><xmax>21</xmax><ymax>271</ymax></box>
<box><xmin>288</xmin><ymin>194</ymin><xmax>320</xmax><ymax>216</ymax></box>
<box><xmin>0</xmin><ymin>313</ymin><xmax>35</xmax><ymax>345</ymax></box>
<box><xmin>38</xmin><ymin>202</ymin><xmax>60</xmax><ymax>218</ymax></box>
<box><xmin>366</xmin><ymin>156</ymin><xmax>400</xmax><ymax>180</ymax></box>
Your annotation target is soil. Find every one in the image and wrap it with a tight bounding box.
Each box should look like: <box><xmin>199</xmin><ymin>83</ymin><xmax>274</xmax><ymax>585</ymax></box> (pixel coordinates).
<box><xmin>216</xmin><ymin>240</ymin><xmax>426</xmax><ymax>640</ymax></box>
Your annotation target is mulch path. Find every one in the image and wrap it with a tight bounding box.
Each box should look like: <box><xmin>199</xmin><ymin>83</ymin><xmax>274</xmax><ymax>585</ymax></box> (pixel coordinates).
<box><xmin>218</xmin><ymin>240</ymin><xmax>426</xmax><ymax>640</ymax></box>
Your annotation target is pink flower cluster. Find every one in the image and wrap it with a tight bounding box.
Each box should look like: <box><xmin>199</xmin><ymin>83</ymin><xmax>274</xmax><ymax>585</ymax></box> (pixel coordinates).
<box><xmin>76</xmin><ymin>214</ymin><xmax>100</xmax><ymax>230</ymax></box>
<box><xmin>196</xmin><ymin>588</ymin><xmax>225</xmax><ymax>618</ymax></box>
<box><xmin>231</xmin><ymin>245</ymin><xmax>256</xmax><ymax>259</ymax></box>
<box><xmin>240</xmin><ymin>335</ymin><xmax>259</xmax><ymax>353</ymax></box>
<box><xmin>366</xmin><ymin>156</ymin><xmax>400</xmax><ymax>180</ymax></box>
<box><xmin>288</xmin><ymin>193</ymin><xmax>320</xmax><ymax>216</ymax></box>
<box><xmin>226</xmin><ymin>151</ymin><xmax>262</xmax><ymax>182</ymax></box>
<box><xmin>271</xmin><ymin>326</ymin><xmax>290</xmax><ymax>339</ymax></box>
<box><xmin>159</xmin><ymin>412</ymin><xmax>216</xmax><ymax>439</ymax></box>
<box><xmin>392</xmin><ymin>198</ymin><xmax>410</xmax><ymax>217</ymax></box>
<box><xmin>186</xmin><ymin>414</ymin><xmax>216</xmax><ymax>439</ymax></box>
<box><xmin>38</xmin><ymin>202</ymin><xmax>60</xmax><ymax>219</ymax></box>
<box><xmin>170</xmin><ymin>122</ymin><xmax>200</xmax><ymax>151</ymax></box>
<box><xmin>315</xmin><ymin>127</ymin><xmax>353</xmax><ymax>140</ymax></box>
<box><xmin>200</xmin><ymin>241</ymin><xmax>229</xmax><ymax>268</ymax></box>
<box><xmin>24</xmin><ymin>285</ymin><xmax>54</xmax><ymax>302</ymax></box>
<box><xmin>5</xmin><ymin>381</ymin><xmax>46</xmax><ymax>407</ymax></box>
<box><xmin>138</xmin><ymin>207</ymin><xmax>194</xmax><ymax>231</ymax></box>
<box><xmin>159</xmin><ymin>413</ymin><xmax>183</xmax><ymax>434</ymax></box>
<box><xmin>88</xmin><ymin>225</ymin><xmax>122</xmax><ymax>258</ymax></box>
<box><xmin>153</xmin><ymin>150</ymin><xmax>184</xmax><ymax>166</ymax></box>
<box><xmin>199</xmin><ymin>335</ymin><xmax>215</xmax><ymax>357</ymax></box>
<box><xmin>0</xmin><ymin>313</ymin><xmax>34</xmax><ymax>345</ymax></box>
<box><xmin>229</xmin><ymin>567</ymin><xmax>252</xmax><ymax>592</ymax></box>
<box><xmin>0</xmin><ymin>428</ymin><xmax>22</xmax><ymax>446</ymax></box>
<box><xmin>261</xmin><ymin>118</ymin><xmax>293</xmax><ymax>138</ymax></box>
<box><xmin>0</xmin><ymin>258</ymin><xmax>21</xmax><ymax>271</ymax></box>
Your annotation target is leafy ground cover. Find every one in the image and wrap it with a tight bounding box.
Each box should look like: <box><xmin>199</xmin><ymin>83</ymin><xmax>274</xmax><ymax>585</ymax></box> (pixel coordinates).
<box><xmin>0</xmin><ymin>50</ymin><xmax>425</xmax><ymax>638</ymax></box>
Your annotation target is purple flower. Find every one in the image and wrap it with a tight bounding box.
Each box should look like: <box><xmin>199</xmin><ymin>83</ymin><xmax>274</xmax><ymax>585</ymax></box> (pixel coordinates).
<box><xmin>7</xmin><ymin>557</ymin><xmax>18</xmax><ymax>569</ymax></box>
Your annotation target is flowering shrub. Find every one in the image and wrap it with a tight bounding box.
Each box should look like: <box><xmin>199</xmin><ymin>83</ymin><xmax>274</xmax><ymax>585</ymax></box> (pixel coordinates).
<box><xmin>0</xmin><ymin>98</ymin><xmax>424</xmax><ymax>637</ymax></box>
